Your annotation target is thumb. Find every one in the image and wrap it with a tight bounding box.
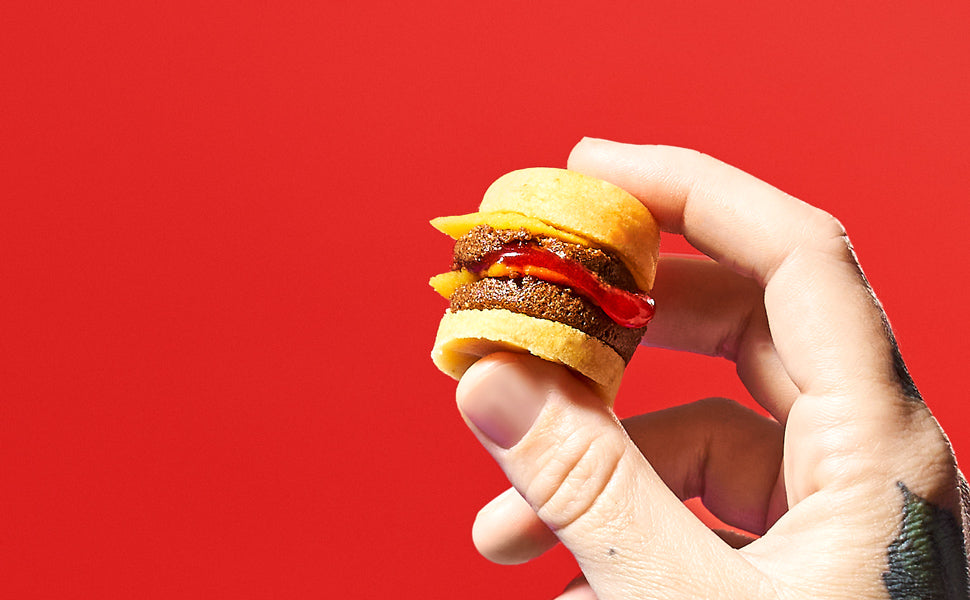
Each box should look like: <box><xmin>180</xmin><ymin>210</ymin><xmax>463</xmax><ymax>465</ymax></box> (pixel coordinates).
<box><xmin>456</xmin><ymin>353</ymin><xmax>762</xmax><ymax>599</ymax></box>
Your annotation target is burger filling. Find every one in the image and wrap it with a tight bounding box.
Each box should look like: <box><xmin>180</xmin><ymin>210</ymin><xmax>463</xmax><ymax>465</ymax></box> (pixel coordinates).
<box><xmin>442</xmin><ymin>225</ymin><xmax>653</xmax><ymax>363</ymax></box>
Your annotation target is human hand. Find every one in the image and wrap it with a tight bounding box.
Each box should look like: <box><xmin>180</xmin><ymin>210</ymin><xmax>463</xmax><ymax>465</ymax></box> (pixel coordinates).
<box><xmin>456</xmin><ymin>138</ymin><xmax>969</xmax><ymax>599</ymax></box>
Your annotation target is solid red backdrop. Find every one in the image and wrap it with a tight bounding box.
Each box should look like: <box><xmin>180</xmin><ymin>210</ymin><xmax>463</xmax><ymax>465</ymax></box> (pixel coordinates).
<box><xmin>2</xmin><ymin>1</ymin><xmax>969</xmax><ymax>597</ymax></box>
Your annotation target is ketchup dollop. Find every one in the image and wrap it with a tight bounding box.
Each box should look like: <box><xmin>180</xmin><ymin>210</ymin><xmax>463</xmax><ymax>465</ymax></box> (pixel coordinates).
<box><xmin>468</xmin><ymin>244</ymin><xmax>655</xmax><ymax>329</ymax></box>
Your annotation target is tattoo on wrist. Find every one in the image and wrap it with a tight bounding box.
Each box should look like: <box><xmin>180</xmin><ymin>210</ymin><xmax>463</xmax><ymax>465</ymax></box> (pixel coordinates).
<box><xmin>883</xmin><ymin>481</ymin><xmax>969</xmax><ymax>599</ymax></box>
<box><xmin>889</xmin><ymin>337</ymin><xmax>921</xmax><ymax>402</ymax></box>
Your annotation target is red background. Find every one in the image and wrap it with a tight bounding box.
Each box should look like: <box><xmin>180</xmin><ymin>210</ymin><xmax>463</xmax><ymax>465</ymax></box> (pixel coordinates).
<box><xmin>3</xmin><ymin>2</ymin><xmax>970</xmax><ymax>597</ymax></box>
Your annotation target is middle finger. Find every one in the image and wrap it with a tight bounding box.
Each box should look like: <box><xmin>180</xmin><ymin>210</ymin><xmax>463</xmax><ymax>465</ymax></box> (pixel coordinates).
<box><xmin>648</xmin><ymin>256</ymin><xmax>800</xmax><ymax>423</ymax></box>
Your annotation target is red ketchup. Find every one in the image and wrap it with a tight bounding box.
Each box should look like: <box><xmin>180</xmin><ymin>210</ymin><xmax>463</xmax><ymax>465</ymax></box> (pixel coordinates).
<box><xmin>469</xmin><ymin>244</ymin><xmax>655</xmax><ymax>328</ymax></box>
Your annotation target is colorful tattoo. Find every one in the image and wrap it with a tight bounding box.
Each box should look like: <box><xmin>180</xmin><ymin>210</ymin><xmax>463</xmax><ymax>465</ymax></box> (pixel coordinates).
<box><xmin>883</xmin><ymin>482</ymin><xmax>969</xmax><ymax>599</ymax></box>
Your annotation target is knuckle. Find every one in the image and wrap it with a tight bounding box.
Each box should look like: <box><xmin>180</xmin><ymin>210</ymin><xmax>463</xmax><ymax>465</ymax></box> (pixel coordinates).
<box><xmin>811</xmin><ymin>210</ymin><xmax>848</xmax><ymax>240</ymax></box>
<box><xmin>896</xmin><ymin>410</ymin><xmax>959</xmax><ymax>486</ymax></box>
<box><xmin>805</xmin><ymin>211</ymin><xmax>855</xmax><ymax>263</ymax></box>
<box><xmin>526</xmin><ymin>426</ymin><xmax>629</xmax><ymax>532</ymax></box>
<box><xmin>693</xmin><ymin>396</ymin><xmax>745</xmax><ymax>418</ymax></box>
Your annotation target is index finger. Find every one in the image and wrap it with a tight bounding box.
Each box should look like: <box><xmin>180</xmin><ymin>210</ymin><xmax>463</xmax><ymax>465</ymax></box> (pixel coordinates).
<box><xmin>567</xmin><ymin>138</ymin><xmax>910</xmax><ymax>404</ymax></box>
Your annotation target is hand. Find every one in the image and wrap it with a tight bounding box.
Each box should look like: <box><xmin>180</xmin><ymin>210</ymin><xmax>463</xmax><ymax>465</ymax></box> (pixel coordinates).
<box><xmin>456</xmin><ymin>138</ymin><xmax>970</xmax><ymax>599</ymax></box>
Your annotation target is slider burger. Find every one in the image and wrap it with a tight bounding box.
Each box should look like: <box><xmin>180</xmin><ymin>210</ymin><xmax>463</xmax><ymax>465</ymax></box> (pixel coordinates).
<box><xmin>429</xmin><ymin>167</ymin><xmax>660</xmax><ymax>402</ymax></box>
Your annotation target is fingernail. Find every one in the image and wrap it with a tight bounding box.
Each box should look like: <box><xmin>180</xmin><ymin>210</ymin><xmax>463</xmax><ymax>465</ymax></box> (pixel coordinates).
<box><xmin>458</xmin><ymin>357</ymin><xmax>547</xmax><ymax>449</ymax></box>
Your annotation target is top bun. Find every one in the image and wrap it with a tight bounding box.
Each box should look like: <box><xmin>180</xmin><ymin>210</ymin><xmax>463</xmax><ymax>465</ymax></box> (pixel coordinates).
<box><xmin>479</xmin><ymin>168</ymin><xmax>660</xmax><ymax>291</ymax></box>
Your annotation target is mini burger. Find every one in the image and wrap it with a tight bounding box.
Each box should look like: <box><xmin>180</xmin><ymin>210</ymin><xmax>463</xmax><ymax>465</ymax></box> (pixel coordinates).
<box><xmin>429</xmin><ymin>167</ymin><xmax>660</xmax><ymax>402</ymax></box>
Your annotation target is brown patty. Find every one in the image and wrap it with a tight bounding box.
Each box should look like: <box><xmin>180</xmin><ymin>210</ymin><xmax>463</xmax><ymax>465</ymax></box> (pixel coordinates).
<box><xmin>449</xmin><ymin>276</ymin><xmax>645</xmax><ymax>363</ymax></box>
<box><xmin>452</xmin><ymin>225</ymin><xmax>639</xmax><ymax>291</ymax></box>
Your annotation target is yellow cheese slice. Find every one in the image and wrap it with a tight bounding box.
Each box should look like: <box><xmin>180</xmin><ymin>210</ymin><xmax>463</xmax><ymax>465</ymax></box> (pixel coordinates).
<box><xmin>430</xmin><ymin>211</ymin><xmax>590</xmax><ymax>247</ymax></box>
<box><xmin>428</xmin><ymin>269</ymin><xmax>477</xmax><ymax>298</ymax></box>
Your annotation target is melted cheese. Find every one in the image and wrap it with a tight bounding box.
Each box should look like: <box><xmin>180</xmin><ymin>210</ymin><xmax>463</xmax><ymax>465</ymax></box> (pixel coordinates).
<box><xmin>428</xmin><ymin>269</ymin><xmax>477</xmax><ymax>298</ymax></box>
<box><xmin>430</xmin><ymin>211</ymin><xmax>590</xmax><ymax>247</ymax></box>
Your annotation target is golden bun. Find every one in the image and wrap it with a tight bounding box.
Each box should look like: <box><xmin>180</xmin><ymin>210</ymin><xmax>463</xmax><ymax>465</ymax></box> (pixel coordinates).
<box><xmin>479</xmin><ymin>167</ymin><xmax>659</xmax><ymax>291</ymax></box>
<box><xmin>432</xmin><ymin>308</ymin><xmax>625</xmax><ymax>403</ymax></box>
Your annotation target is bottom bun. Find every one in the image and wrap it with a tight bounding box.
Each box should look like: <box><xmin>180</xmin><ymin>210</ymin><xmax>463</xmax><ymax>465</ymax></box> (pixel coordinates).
<box><xmin>432</xmin><ymin>308</ymin><xmax>625</xmax><ymax>403</ymax></box>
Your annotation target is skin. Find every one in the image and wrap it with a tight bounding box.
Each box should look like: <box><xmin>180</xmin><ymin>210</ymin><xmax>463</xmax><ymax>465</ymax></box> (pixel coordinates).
<box><xmin>456</xmin><ymin>138</ymin><xmax>970</xmax><ymax>599</ymax></box>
